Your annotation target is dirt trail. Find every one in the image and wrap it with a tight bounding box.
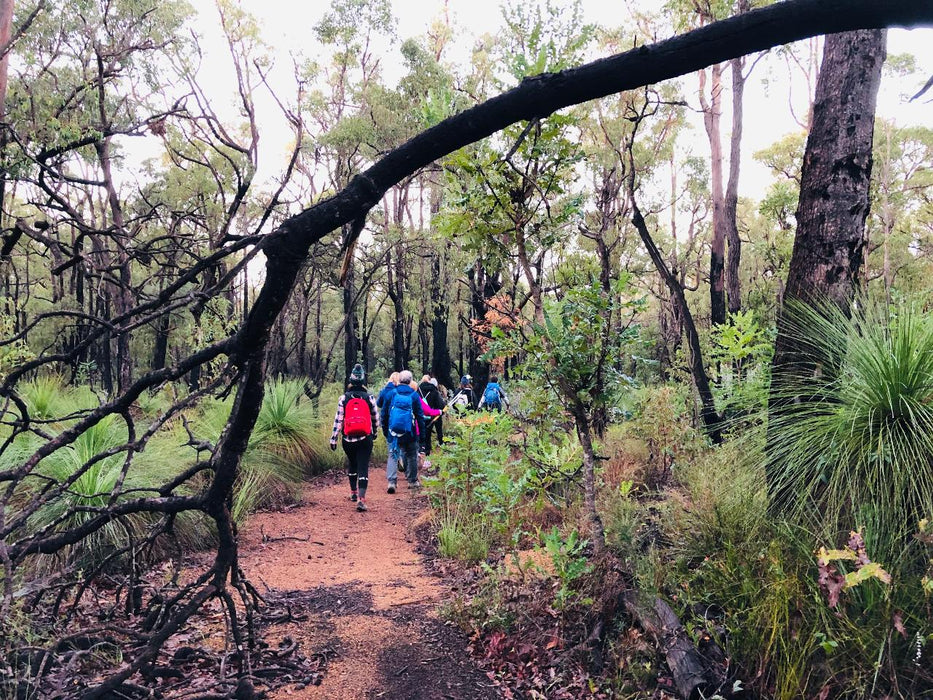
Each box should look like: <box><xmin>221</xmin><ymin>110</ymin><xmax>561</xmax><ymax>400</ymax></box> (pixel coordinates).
<box><xmin>238</xmin><ymin>466</ymin><xmax>498</xmax><ymax>700</ymax></box>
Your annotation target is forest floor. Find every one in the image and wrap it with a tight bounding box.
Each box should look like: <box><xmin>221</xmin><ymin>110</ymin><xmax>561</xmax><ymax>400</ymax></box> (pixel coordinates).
<box><xmin>237</xmin><ymin>466</ymin><xmax>499</xmax><ymax>700</ymax></box>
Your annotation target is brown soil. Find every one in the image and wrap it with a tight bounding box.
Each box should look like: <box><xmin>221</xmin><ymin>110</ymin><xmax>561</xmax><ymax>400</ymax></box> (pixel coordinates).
<box><xmin>238</xmin><ymin>466</ymin><xmax>499</xmax><ymax>700</ymax></box>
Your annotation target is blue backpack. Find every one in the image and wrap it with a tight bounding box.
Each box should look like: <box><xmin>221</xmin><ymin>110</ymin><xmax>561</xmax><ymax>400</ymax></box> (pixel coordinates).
<box><xmin>388</xmin><ymin>391</ymin><xmax>415</xmax><ymax>440</ymax></box>
<box><xmin>483</xmin><ymin>382</ymin><xmax>501</xmax><ymax>407</ymax></box>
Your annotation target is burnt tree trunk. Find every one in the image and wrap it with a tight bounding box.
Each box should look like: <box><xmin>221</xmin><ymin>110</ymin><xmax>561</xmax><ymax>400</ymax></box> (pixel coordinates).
<box><xmin>151</xmin><ymin>313</ymin><xmax>170</xmax><ymax>373</ymax></box>
<box><xmin>430</xmin><ymin>250</ymin><xmax>454</xmax><ymax>388</ymax></box>
<box><xmin>342</xmin><ymin>248</ymin><xmax>360</xmax><ymax>381</ymax></box>
<box><xmin>767</xmin><ymin>28</ymin><xmax>886</xmax><ymax>489</ymax></box>
<box><xmin>386</xmin><ymin>247</ymin><xmax>407</xmax><ymax>371</ymax></box>
<box><xmin>631</xmin><ymin>201</ymin><xmax>722</xmax><ymax>444</ymax></box>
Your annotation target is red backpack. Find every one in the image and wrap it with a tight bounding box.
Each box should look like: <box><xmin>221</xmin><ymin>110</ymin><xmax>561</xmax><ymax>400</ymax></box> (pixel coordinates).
<box><xmin>343</xmin><ymin>393</ymin><xmax>373</xmax><ymax>437</ymax></box>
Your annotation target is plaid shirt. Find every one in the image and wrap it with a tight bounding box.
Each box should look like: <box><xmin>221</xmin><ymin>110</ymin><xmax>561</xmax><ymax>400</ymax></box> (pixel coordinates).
<box><xmin>330</xmin><ymin>391</ymin><xmax>380</xmax><ymax>443</ymax></box>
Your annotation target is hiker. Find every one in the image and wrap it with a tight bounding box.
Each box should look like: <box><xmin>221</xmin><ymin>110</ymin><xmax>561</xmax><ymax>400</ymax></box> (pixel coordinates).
<box><xmin>376</xmin><ymin>371</ymin><xmax>400</xmax><ymax>412</ymax></box>
<box><xmin>418</xmin><ymin>374</ymin><xmax>446</xmax><ymax>455</ymax></box>
<box><xmin>479</xmin><ymin>375</ymin><xmax>510</xmax><ymax>413</ymax></box>
<box><xmin>376</xmin><ymin>371</ymin><xmax>403</xmax><ymax>489</ymax></box>
<box><xmin>430</xmin><ymin>378</ymin><xmax>446</xmax><ymax>447</ymax></box>
<box><xmin>384</xmin><ymin>370</ymin><xmax>426</xmax><ymax>489</ymax></box>
<box><xmin>448</xmin><ymin>375</ymin><xmax>476</xmax><ymax>412</ymax></box>
<box><xmin>329</xmin><ymin>363</ymin><xmax>380</xmax><ymax>512</ymax></box>
<box><xmin>412</xmin><ymin>378</ymin><xmax>441</xmax><ymax>465</ymax></box>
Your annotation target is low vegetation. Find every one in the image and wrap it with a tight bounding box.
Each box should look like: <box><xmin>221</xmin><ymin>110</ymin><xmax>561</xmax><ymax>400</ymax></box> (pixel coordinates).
<box><xmin>425</xmin><ymin>299</ymin><xmax>933</xmax><ymax>698</ymax></box>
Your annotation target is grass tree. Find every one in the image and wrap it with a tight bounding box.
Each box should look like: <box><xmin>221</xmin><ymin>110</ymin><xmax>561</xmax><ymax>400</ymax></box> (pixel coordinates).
<box><xmin>768</xmin><ymin>299</ymin><xmax>933</xmax><ymax>566</ymax></box>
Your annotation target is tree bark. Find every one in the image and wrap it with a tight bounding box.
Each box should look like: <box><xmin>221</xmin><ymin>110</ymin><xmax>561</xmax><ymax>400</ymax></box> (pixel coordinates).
<box><xmin>725</xmin><ymin>53</ymin><xmax>745</xmax><ymax>317</ymax></box>
<box><xmin>767</xmin><ymin>28</ymin><xmax>886</xmax><ymax>490</ymax></box>
<box><xmin>699</xmin><ymin>63</ymin><xmax>727</xmax><ymax>327</ymax></box>
<box><xmin>776</xmin><ymin>30</ymin><xmax>885</xmax><ymax>321</ymax></box>
<box><xmin>623</xmin><ymin>593</ymin><xmax>723</xmax><ymax>700</ymax></box>
<box><xmin>571</xmin><ymin>400</ymin><xmax>605</xmax><ymax>555</ymax></box>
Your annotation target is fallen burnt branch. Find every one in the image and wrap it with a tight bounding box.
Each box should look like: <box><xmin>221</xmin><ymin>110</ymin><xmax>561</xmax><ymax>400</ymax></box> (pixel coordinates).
<box><xmin>622</xmin><ymin>592</ymin><xmax>729</xmax><ymax>700</ymax></box>
<box><xmin>260</xmin><ymin>525</ymin><xmax>310</xmax><ymax>544</ymax></box>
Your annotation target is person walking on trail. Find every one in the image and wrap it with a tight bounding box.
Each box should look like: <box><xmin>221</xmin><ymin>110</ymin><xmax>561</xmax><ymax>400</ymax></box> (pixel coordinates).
<box><xmin>376</xmin><ymin>372</ymin><xmax>403</xmax><ymax>493</ymax></box>
<box><xmin>418</xmin><ymin>374</ymin><xmax>446</xmax><ymax>455</ymax></box>
<box><xmin>449</xmin><ymin>375</ymin><xmax>476</xmax><ymax>412</ymax></box>
<box><xmin>376</xmin><ymin>372</ymin><xmax>400</xmax><ymax>412</ymax></box>
<box><xmin>479</xmin><ymin>375</ymin><xmax>510</xmax><ymax>413</ymax></box>
<box><xmin>412</xmin><ymin>378</ymin><xmax>442</xmax><ymax>468</ymax></box>
<box><xmin>385</xmin><ymin>370</ymin><xmax>426</xmax><ymax>489</ymax></box>
<box><xmin>330</xmin><ymin>364</ymin><xmax>380</xmax><ymax>512</ymax></box>
<box><xmin>430</xmin><ymin>378</ymin><xmax>446</xmax><ymax>447</ymax></box>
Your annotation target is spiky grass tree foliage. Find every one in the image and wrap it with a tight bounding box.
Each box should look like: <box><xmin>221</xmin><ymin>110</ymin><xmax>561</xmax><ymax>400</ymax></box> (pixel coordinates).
<box><xmin>197</xmin><ymin>379</ymin><xmax>315</xmax><ymax>523</ymax></box>
<box><xmin>768</xmin><ymin>300</ymin><xmax>933</xmax><ymax>565</ymax></box>
<box><xmin>27</xmin><ymin>415</ymin><xmax>152</xmax><ymax>572</ymax></box>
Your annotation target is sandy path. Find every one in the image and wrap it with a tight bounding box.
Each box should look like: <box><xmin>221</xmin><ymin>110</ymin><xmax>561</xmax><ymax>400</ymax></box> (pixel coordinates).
<box><xmin>238</xmin><ymin>465</ymin><xmax>498</xmax><ymax>700</ymax></box>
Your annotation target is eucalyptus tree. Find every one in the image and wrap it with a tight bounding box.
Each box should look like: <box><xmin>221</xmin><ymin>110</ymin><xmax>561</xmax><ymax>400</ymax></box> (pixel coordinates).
<box><xmin>307</xmin><ymin>0</ymin><xmax>395</xmax><ymax>380</ymax></box>
<box><xmin>865</xmin><ymin>121</ymin><xmax>933</xmax><ymax>299</ymax></box>
<box><xmin>670</xmin><ymin>0</ymin><xmax>759</xmax><ymax>324</ymax></box>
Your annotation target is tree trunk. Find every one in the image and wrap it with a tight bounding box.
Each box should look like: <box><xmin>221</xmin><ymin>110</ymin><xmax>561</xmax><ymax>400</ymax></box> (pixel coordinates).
<box><xmin>725</xmin><ymin>52</ymin><xmax>746</xmax><ymax>317</ymax></box>
<box><xmin>342</xmin><ymin>241</ymin><xmax>359</xmax><ymax>381</ymax></box>
<box><xmin>700</xmin><ymin>63</ymin><xmax>727</xmax><ymax>327</ymax></box>
<box><xmin>570</xmin><ymin>400</ymin><xmax>605</xmax><ymax>555</ymax></box>
<box><xmin>622</xmin><ymin>593</ymin><xmax>724</xmax><ymax>700</ymax></box>
<box><xmin>151</xmin><ymin>313</ymin><xmax>170</xmax><ymax>373</ymax></box>
<box><xmin>777</xmin><ymin>30</ymin><xmax>885</xmax><ymax>319</ymax></box>
<box><xmin>768</xmin><ymin>29</ymin><xmax>886</xmax><ymax>489</ymax></box>
<box><xmin>386</xmin><ymin>247</ymin><xmax>406</xmax><ymax>371</ymax></box>
<box><xmin>430</xmin><ymin>250</ymin><xmax>454</xmax><ymax>388</ymax></box>
<box><xmin>631</xmin><ymin>202</ymin><xmax>722</xmax><ymax>444</ymax></box>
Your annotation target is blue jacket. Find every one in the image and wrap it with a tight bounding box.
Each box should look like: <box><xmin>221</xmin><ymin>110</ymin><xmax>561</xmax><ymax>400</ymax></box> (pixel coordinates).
<box><xmin>384</xmin><ymin>384</ymin><xmax>426</xmax><ymax>443</ymax></box>
<box><xmin>377</xmin><ymin>382</ymin><xmax>397</xmax><ymax>436</ymax></box>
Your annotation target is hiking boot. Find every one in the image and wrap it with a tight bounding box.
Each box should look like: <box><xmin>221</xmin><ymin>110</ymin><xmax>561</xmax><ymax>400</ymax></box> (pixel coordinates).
<box><xmin>409</xmin><ymin>480</ymin><xmax>422</xmax><ymax>489</ymax></box>
<box><xmin>387</xmin><ymin>484</ymin><xmax>396</xmax><ymax>494</ymax></box>
<box><xmin>357</xmin><ymin>499</ymin><xmax>368</xmax><ymax>512</ymax></box>
<box><xmin>350</xmin><ymin>492</ymin><xmax>358</xmax><ymax>502</ymax></box>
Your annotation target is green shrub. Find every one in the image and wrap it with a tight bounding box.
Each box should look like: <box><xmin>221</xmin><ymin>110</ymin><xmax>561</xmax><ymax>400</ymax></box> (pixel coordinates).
<box><xmin>666</xmin><ymin>438</ymin><xmax>933</xmax><ymax>698</ymax></box>
<box><xmin>539</xmin><ymin>527</ymin><xmax>592</xmax><ymax>610</ymax></box>
<box><xmin>617</xmin><ymin>384</ymin><xmax>703</xmax><ymax>489</ymax></box>
<box><xmin>424</xmin><ymin>412</ymin><xmax>525</xmax><ymax>554</ymax></box>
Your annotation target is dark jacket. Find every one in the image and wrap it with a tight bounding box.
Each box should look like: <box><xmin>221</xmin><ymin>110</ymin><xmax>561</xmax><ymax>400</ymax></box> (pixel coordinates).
<box><xmin>418</xmin><ymin>381</ymin><xmax>446</xmax><ymax>411</ymax></box>
<box><xmin>450</xmin><ymin>385</ymin><xmax>476</xmax><ymax>411</ymax></box>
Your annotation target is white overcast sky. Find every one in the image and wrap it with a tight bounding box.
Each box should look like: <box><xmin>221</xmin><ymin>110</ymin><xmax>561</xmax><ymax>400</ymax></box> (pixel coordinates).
<box><xmin>184</xmin><ymin>0</ymin><xmax>933</xmax><ymax>199</ymax></box>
